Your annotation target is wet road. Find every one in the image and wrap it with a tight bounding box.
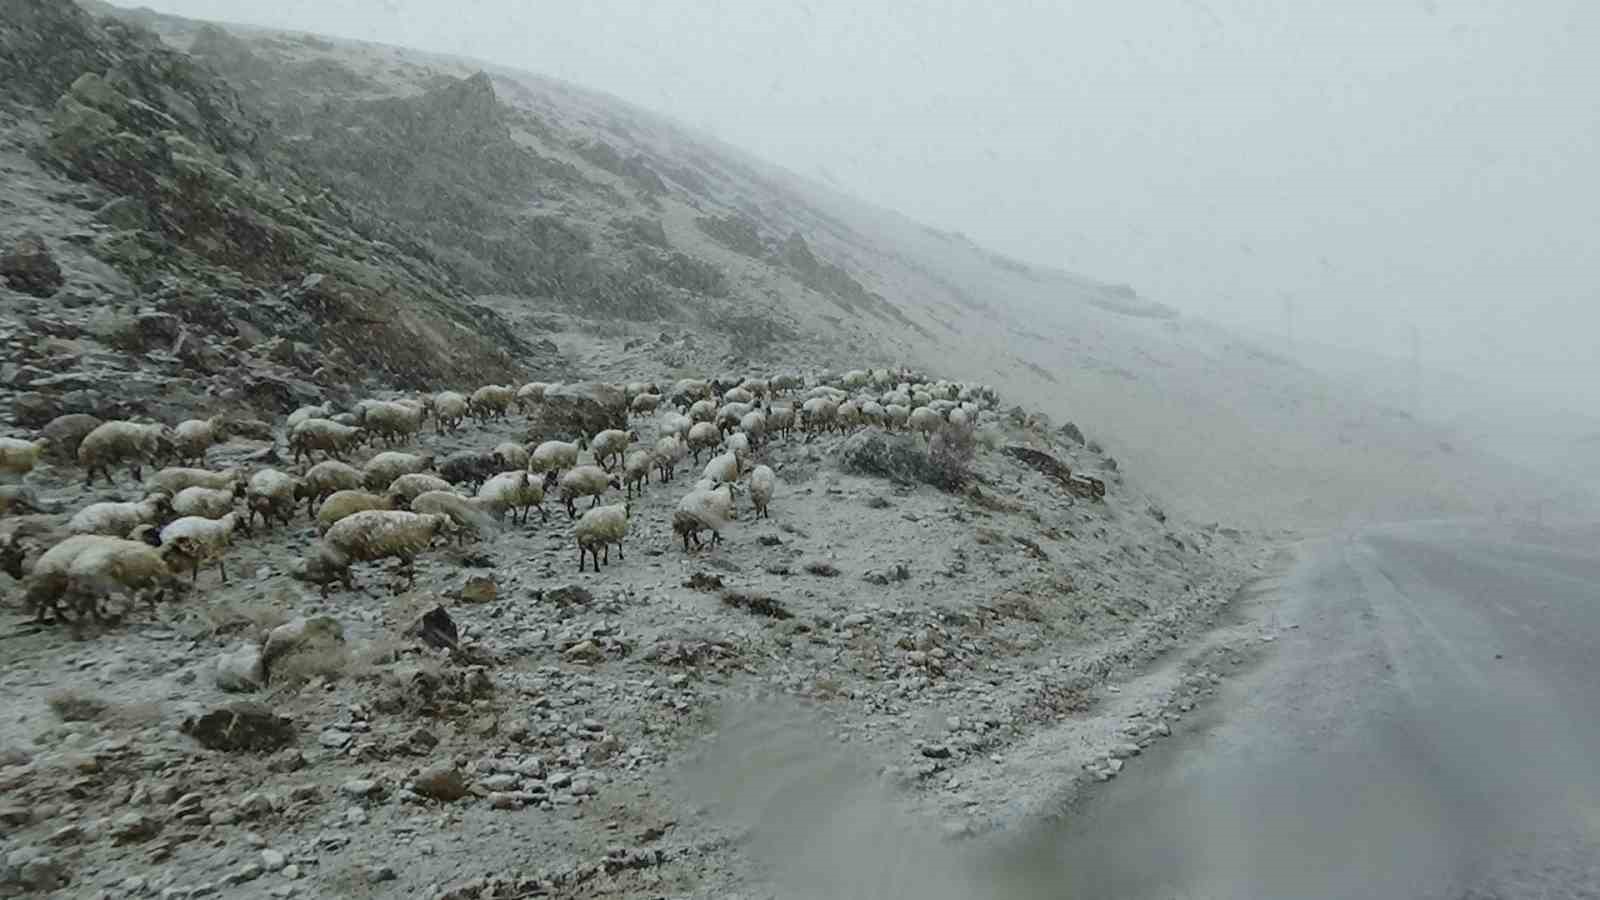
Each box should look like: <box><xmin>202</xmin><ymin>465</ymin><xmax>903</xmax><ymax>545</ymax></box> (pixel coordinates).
<box><xmin>1042</xmin><ymin>520</ymin><xmax>1600</xmax><ymax>899</ymax></box>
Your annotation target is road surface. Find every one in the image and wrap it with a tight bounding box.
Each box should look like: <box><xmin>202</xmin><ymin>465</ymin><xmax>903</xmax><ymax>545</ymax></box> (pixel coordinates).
<box><xmin>1039</xmin><ymin>520</ymin><xmax>1600</xmax><ymax>899</ymax></box>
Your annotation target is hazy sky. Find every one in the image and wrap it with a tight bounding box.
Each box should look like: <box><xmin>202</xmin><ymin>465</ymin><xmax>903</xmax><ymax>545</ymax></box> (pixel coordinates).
<box><xmin>117</xmin><ymin>0</ymin><xmax>1597</xmax><ymax>404</ymax></box>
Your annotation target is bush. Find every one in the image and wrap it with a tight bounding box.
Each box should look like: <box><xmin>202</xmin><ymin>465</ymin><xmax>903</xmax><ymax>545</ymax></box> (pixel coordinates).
<box><xmin>836</xmin><ymin>426</ymin><xmax>973</xmax><ymax>492</ymax></box>
<box><xmin>927</xmin><ymin>422</ymin><xmax>976</xmax><ymax>490</ymax></box>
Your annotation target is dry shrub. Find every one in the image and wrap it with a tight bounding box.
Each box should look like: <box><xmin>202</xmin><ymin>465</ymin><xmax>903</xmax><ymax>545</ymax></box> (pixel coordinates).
<box><xmin>196</xmin><ymin>594</ymin><xmax>291</xmax><ymax>639</ymax></box>
<box><xmin>803</xmin><ymin>561</ymin><xmax>840</xmax><ymax>578</ymax></box>
<box><xmin>268</xmin><ymin>644</ymin><xmax>352</xmax><ymax>689</ymax></box>
<box><xmin>927</xmin><ymin>422</ymin><xmax>976</xmax><ymax>491</ymax></box>
<box><xmin>101</xmin><ymin>701</ymin><xmax>162</xmax><ymax>730</ymax></box>
<box><xmin>46</xmin><ymin>688</ymin><xmax>109</xmax><ymax>722</ymax></box>
<box><xmin>720</xmin><ymin>589</ymin><xmax>792</xmax><ymax>620</ymax></box>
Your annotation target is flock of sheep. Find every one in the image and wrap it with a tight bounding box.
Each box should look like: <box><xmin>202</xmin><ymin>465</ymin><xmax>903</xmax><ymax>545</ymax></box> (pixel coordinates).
<box><xmin>0</xmin><ymin>367</ymin><xmax>999</xmax><ymax>628</ymax></box>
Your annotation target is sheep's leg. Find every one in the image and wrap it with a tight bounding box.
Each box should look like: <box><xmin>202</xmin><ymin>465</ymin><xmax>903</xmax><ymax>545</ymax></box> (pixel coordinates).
<box><xmin>577</xmin><ymin>544</ymin><xmax>588</xmax><ymax>573</ymax></box>
<box><xmin>538</xmin><ymin>504</ymin><xmax>548</xmax><ymax>523</ymax></box>
<box><xmin>601</xmin><ymin>544</ymin><xmax>609</xmax><ymax>566</ymax></box>
<box><xmin>616</xmin><ymin>541</ymin><xmax>623</xmax><ymax>562</ymax></box>
<box><xmin>191</xmin><ymin>559</ymin><xmax>200</xmax><ymax>584</ymax></box>
<box><xmin>218</xmin><ymin>558</ymin><xmax>228</xmax><ymax>584</ymax></box>
<box><xmin>590</xmin><ymin>495</ymin><xmax>600</xmax><ymax>509</ymax></box>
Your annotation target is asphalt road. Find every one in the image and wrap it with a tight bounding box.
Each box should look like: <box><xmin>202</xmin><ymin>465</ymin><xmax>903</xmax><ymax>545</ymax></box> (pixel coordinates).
<box><xmin>1035</xmin><ymin>520</ymin><xmax>1600</xmax><ymax>899</ymax></box>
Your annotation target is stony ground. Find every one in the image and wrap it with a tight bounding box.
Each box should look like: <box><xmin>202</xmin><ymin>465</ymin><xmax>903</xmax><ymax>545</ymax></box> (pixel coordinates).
<box><xmin>0</xmin><ymin>333</ymin><xmax>1272</xmax><ymax>899</ymax></box>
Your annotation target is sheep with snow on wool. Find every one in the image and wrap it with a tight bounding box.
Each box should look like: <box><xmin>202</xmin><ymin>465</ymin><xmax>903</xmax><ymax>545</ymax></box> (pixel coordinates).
<box><xmin>493</xmin><ymin>441</ymin><xmax>530</xmax><ymax>471</ymax></box>
<box><xmin>297</xmin><ymin>460</ymin><xmax>363</xmax><ymax>516</ymax></box>
<box><xmin>0</xmin><ymin>437</ymin><xmax>49</xmax><ymax>480</ymax></box>
<box><xmin>362</xmin><ymin>451</ymin><xmax>435</xmax><ymax>491</ymax></box>
<box><xmin>247</xmin><ymin>469</ymin><xmax>302</xmax><ymax>530</ymax></box>
<box><xmin>410</xmin><ymin>491</ymin><xmax>506</xmax><ymax>545</ymax></box>
<box><xmin>289</xmin><ymin>418</ymin><xmax>367</xmax><ymax>465</ymax></box>
<box><xmin>529</xmin><ymin>439</ymin><xmax>582</xmax><ymax>475</ymax></box>
<box><xmin>431</xmin><ymin>391</ymin><xmax>470</xmax><ymax>433</ymax></box>
<box><xmin>588</xmin><ymin>429</ymin><xmax>637</xmax><ymax>472</ymax></box>
<box><xmin>559</xmin><ymin>465</ymin><xmax>620</xmax><ymax>519</ymax></box>
<box><xmin>172</xmin><ymin>417</ymin><xmax>230</xmax><ymax>466</ymax></box>
<box><xmin>171</xmin><ymin>485</ymin><xmax>246</xmax><ymax>522</ymax></box>
<box><xmin>316</xmin><ymin>490</ymin><xmax>396</xmax><ymax>534</ymax></box>
<box><xmin>148</xmin><ymin>466</ymin><xmax>244</xmax><ymax>496</ymax></box>
<box><xmin>314</xmin><ymin>510</ymin><xmax>456</xmax><ymax>591</ymax></box>
<box><xmin>575</xmin><ymin>502</ymin><xmax>630</xmax><ymax>573</ymax></box>
<box><xmin>67</xmin><ymin>492</ymin><xmax>174</xmax><ymax>538</ymax></box>
<box><xmin>480</xmin><ymin>470</ymin><xmax>556</xmax><ymax>525</ymax></box>
<box><xmin>387</xmin><ymin>472</ymin><xmax>454</xmax><ymax>504</ymax></box>
<box><xmin>160</xmin><ymin>511</ymin><xmax>247</xmax><ymax>583</ymax></box>
<box><xmin>686</xmin><ymin>422</ymin><xmax>721</xmax><ymax>465</ymax></box>
<box><xmin>749</xmin><ymin>465</ymin><xmax>777</xmax><ymax>520</ymax></box>
<box><xmin>673</xmin><ymin>482</ymin><xmax>739</xmax><ymax>552</ymax></box>
<box><xmin>78</xmin><ymin>421</ymin><xmax>175</xmax><ymax>485</ymax></box>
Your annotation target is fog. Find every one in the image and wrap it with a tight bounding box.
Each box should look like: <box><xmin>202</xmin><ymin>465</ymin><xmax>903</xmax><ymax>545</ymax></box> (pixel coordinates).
<box><xmin>116</xmin><ymin>0</ymin><xmax>1598</xmax><ymax>411</ymax></box>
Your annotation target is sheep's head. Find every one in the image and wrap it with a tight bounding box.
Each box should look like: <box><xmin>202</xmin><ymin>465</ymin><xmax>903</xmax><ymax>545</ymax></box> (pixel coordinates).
<box><xmin>130</xmin><ymin>523</ymin><xmax>162</xmax><ymax>547</ymax></box>
<box><xmin>351</xmin><ymin>427</ymin><xmax>371</xmax><ymax>446</ymax></box>
<box><xmin>417</xmin><ymin>452</ymin><xmax>436</xmax><ymax>470</ymax></box>
<box><xmin>607</xmin><ymin>476</ymin><xmax>621</xmax><ymax>491</ymax></box>
<box><xmin>541</xmin><ymin>470</ymin><xmax>559</xmax><ymax>490</ymax></box>
<box><xmin>0</xmin><ymin>534</ymin><xmax>30</xmax><ymax>580</ymax></box>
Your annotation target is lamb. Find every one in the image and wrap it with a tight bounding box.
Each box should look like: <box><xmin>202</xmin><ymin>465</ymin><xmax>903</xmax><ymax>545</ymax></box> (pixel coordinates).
<box><xmin>286</xmin><ymin>403</ymin><xmax>333</xmax><ymax>429</ymax></box>
<box><xmin>148</xmin><ymin>466</ymin><xmax>244</xmax><ymax>496</ymax></box>
<box><xmin>673</xmin><ymin>483</ymin><xmax>738</xmax><ymax>552</ymax></box>
<box><xmin>908</xmin><ymin>407</ymin><xmax>944</xmax><ymax>441</ymax></box>
<box><xmin>356</xmin><ymin>400</ymin><xmax>424</xmax><ymax>447</ymax></box>
<box><xmin>247</xmin><ymin>468</ymin><xmax>301</xmax><ymax>530</ymax></box>
<box><xmin>0</xmin><ymin>437</ymin><xmax>49</xmax><ymax>480</ymax></box>
<box><xmin>469</xmin><ymin>384</ymin><xmax>515</xmax><ymax>422</ymax></box>
<box><xmin>558</xmin><ymin>465</ymin><xmax>621</xmax><ymax>519</ymax></box>
<box><xmin>289</xmin><ymin>419</ymin><xmax>367</xmax><ymax>465</ymax></box>
<box><xmin>432</xmin><ymin>391</ymin><xmax>470</xmax><ymax>434</ymax></box>
<box><xmin>173</xmin><ymin>416</ymin><xmax>230</xmax><ymax>465</ymax></box>
<box><xmin>629</xmin><ymin>393</ymin><xmax>662</xmax><ymax>416</ymax></box>
<box><xmin>39</xmin><ymin>414</ymin><xmax>103</xmax><ymax>463</ymax></box>
<box><xmin>588</xmin><ymin>429</ymin><xmax>637</xmax><ymax>471</ymax></box>
<box><xmin>438</xmin><ymin>449</ymin><xmax>503</xmax><ymax>491</ymax></box>
<box><xmin>749</xmin><ymin>464</ymin><xmax>776</xmax><ymax>520</ymax></box>
<box><xmin>321</xmin><ymin>509</ymin><xmax>456</xmax><ymax>589</ymax></box>
<box><xmin>297</xmin><ymin>460</ymin><xmax>363</xmax><ymax>516</ymax></box>
<box><xmin>514</xmin><ymin>382</ymin><xmax>548</xmax><ymax>414</ymax></box>
<box><xmin>316</xmin><ymin>490</ymin><xmax>396</xmax><ymax>534</ymax></box>
<box><xmin>67</xmin><ymin>492</ymin><xmax>175</xmax><ymax>538</ymax></box>
<box><xmin>686</xmin><ymin>422</ymin><xmax>722</xmax><ymax>465</ymax></box>
<box><xmin>703</xmin><ymin>451</ymin><xmax>741</xmax><ymax>486</ymax></box>
<box><xmin>409</xmin><ymin>491</ymin><xmax>506</xmax><ymax>544</ymax></box>
<box><xmin>387</xmin><ymin>472</ymin><xmax>454</xmax><ymax>503</ymax></box>
<box><xmin>575</xmin><ymin>503</ymin><xmax>630</xmax><ymax>573</ymax></box>
<box><xmin>160</xmin><ymin>511</ymin><xmax>246</xmax><ymax>583</ymax></box>
<box><xmin>530</xmin><ymin>439</ymin><xmax>582</xmax><ymax>476</ymax></box>
<box><xmin>493</xmin><ymin>442</ymin><xmax>530</xmax><ymax>471</ymax></box>
<box><xmin>622</xmin><ymin>450</ymin><xmax>653</xmax><ymax>499</ymax></box>
<box><xmin>362</xmin><ymin>451</ymin><xmax>435</xmax><ymax>491</ymax></box>
<box><xmin>479</xmin><ymin>470</ymin><xmax>556</xmax><ymax>524</ymax></box>
<box><xmin>78</xmin><ymin>420</ymin><xmax>175</xmax><ymax>485</ymax></box>
<box><xmin>171</xmin><ymin>485</ymin><xmax>245</xmax><ymax>521</ymax></box>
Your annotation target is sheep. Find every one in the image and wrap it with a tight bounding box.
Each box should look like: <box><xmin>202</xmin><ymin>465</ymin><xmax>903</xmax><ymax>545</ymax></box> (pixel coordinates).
<box><xmin>63</xmin><ymin>536</ymin><xmax>186</xmax><ymax>622</ymax></box>
<box><xmin>321</xmin><ymin>510</ymin><xmax>456</xmax><ymax>589</ymax></box>
<box><xmin>589</xmin><ymin>429</ymin><xmax>637</xmax><ymax>471</ymax></box>
<box><xmin>356</xmin><ymin>399</ymin><xmax>424</xmax><ymax>447</ymax></box>
<box><xmin>289</xmin><ymin>419</ymin><xmax>367</xmax><ymax>465</ymax></box>
<box><xmin>652</xmin><ymin>435</ymin><xmax>685</xmax><ymax>483</ymax></box>
<box><xmin>247</xmin><ymin>468</ymin><xmax>301</xmax><ymax>530</ymax></box>
<box><xmin>530</xmin><ymin>439</ymin><xmax>582</xmax><ymax>476</ymax></box>
<box><xmin>362</xmin><ymin>451</ymin><xmax>434</xmax><ymax>491</ymax></box>
<box><xmin>21</xmin><ymin>535</ymin><xmax>103</xmax><ymax>622</ymax></box>
<box><xmin>622</xmin><ymin>450</ymin><xmax>653</xmax><ymax>499</ymax></box>
<box><xmin>836</xmin><ymin>400</ymin><xmax>863</xmax><ymax>431</ymax></box>
<box><xmin>575</xmin><ymin>502</ymin><xmax>630</xmax><ymax>573</ymax></box>
<box><xmin>770</xmin><ymin>374</ymin><xmax>803</xmax><ymax>396</ymax></box>
<box><xmin>514</xmin><ymin>382</ymin><xmax>548</xmax><ymax>414</ymax></box>
<box><xmin>438</xmin><ymin>449</ymin><xmax>502</xmax><ymax>491</ymax></box>
<box><xmin>767</xmin><ymin>404</ymin><xmax>796</xmax><ymax>441</ymax></box>
<box><xmin>686</xmin><ymin>422</ymin><xmax>721</xmax><ymax>465</ymax></box>
<box><xmin>469</xmin><ymin>384</ymin><xmax>514</xmax><ymax>422</ymax></box>
<box><xmin>721</xmin><ymin>387</ymin><xmax>755</xmax><ymax>407</ymax></box>
<box><xmin>286</xmin><ymin>403</ymin><xmax>333</xmax><ymax>429</ymax></box>
<box><xmin>842</xmin><ymin>369</ymin><xmax>871</xmax><ymax>390</ymax></box>
<box><xmin>687</xmin><ymin>399</ymin><xmax>718</xmax><ymax>424</ymax></box>
<box><xmin>409</xmin><ymin>491</ymin><xmax>506</xmax><ymax>544</ymax></box>
<box><xmin>0</xmin><ymin>437</ymin><xmax>49</xmax><ymax>480</ymax></box>
<box><xmin>480</xmin><ymin>470</ymin><xmax>556</xmax><ymax>525</ymax></box>
<box><xmin>0</xmin><ymin>485</ymin><xmax>49</xmax><ymax>518</ymax></box>
<box><xmin>171</xmin><ymin>485</ymin><xmax>244</xmax><ymax>521</ymax></box>
<box><xmin>558</xmin><ymin>465</ymin><xmax>620</xmax><ymax>519</ymax></box>
<box><xmin>629</xmin><ymin>393</ymin><xmax>662</xmax><ymax>416</ymax></box>
<box><xmin>670</xmin><ymin>379</ymin><xmax>711</xmax><ymax>409</ymax></box>
<box><xmin>703</xmin><ymin>451</ymin><xmax>742</xmax><ymax>486</ymax></box>
<box><xmin>739</xmin><ymin>377</ymin><xmax>770</xmax><ymax>398</ymax></box>
<box><xmin>884</xmin><ymin>404</ymin><xmax>911</xmax><ymax>431</ymax></box>
<box><xmin>725</xmin><ymin>432</ymin><xmax>750</xmax><ymax>464</ymax></box>
<box><xmin>716</xmin><ymin>402</ymin><xmax>752</xmax><ymax>436</ymax></box>
<box><xmin>387</xmin><ymin>472</ymin><xmax>454</xmax><ymax>504</ymax></box>
<box><xmin>908</xmin><ymin>407</ymin><xmax>944</xmax><ymax>441</ymax></box>
<box><xmin>297</xmin><ymin>460</ymin><xmax>363</xmax><ymax>516</ymax></box>
<box><xmin>659</xmin><ymin>412</ymin><xmax>692</xmax><ymax>442</ymax></box>
<box><xmin>159</xmin><ymin>512</ymin><xmax>246</xmax><ymax>583</ymax></box>
<box><xmin>40</xmin><ymin>414</ymin><xmax>103</xmax><ymax>463</ymax></box>
<box><xmin>493</xmin><ymin>441</ymin><xmax>530</xmax><ymax>471</ymax></box>
<box><xmin>289</xmin><ymin>543</ymin><xmax>353</xmax><ymax>597</ymax></box>
<box><xmin>148</xmin><ymin>466</ymin><xmax>244</xmax><ymax>496</ymax></box>
<box><xmin>673</xmin><ymin>483</ymin><xmax>738</xmax><ymax>552</ymax></box>
<box><xmin>173</xmin><ymin>416</ymin><xmax>230</xmax><ymax>465</ymax></box>
<box><xmin>861</xmin><ymin>400</ymin><xmax>886</xmax><ymax>428</ymax></box>
<box><xmin>67</xmin><ymin>492</ymin><xmax>175</xmax><ymax>538</ymax></box>
<box><xmin>800</xmin><ymin>397</ymin><xmax>838</xmax><ymax>435</ymax></box>
<box><xmin>432</xmin><ymin>391</ymin><xmax>470</xmax><ymax>433</ymax></box>
<box><xmin>749</xmin><ymin>464</ymin><xmax>776</xmax><ymax>519</ymax></box>
<box><xmin>316</xmin><ymin>490</ymin><xmax>396</xmax><ymax>534</ymax></box>
<box><xmin>739</xmin><ymin>410</ymin><xmax>767</xmax><ymax>447</ymax></box>
<box><xmin>625</xmin><ymin>381</ymin><xmax>657</xmax><ymax>400</ymax></box>
<box><xmin>78</xmin><ymin>421</ymin><xmax>174</xmax><ymax>485</ymax></box>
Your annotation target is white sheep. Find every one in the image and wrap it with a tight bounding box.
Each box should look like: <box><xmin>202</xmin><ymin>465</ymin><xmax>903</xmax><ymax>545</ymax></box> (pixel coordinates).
<box><xmin>687</xmin><ymin>399</ymin><xmax>718</xmax><ymax>424</ymax></box>
<box><xmin>356</xmin><ymin>399</ymin><xmax>424</xmax><ymax>447</ymax></box>
<box><xmin>622</xmin><ymin>450</ymin><xmax>653</xmax><ymax>499</ymax></box>
<box><xmin>160</xmin><ymin>511</ymin><xmax>246</xmax><ymax>583</ymax></box>
<box><xmin>387</xmin><ymin>472</ymin><xmax>454</xmax><ymax>503</ymax></box>
<box><xmin>514</xmin><ymin>382</ymin><xmax>548</xmax><ymax>414</ymax></box>
<box><xmin>575</xmin><ymin>502</ymin><xmax>630</xmax><ymax>573</ymax></box>
<box><xmin>651</xmin><ymin>435</ymin><xmax>685</xmax><ymax>483</ymax></box>
<box><xmin>247</xmin><ymin>468</ymin><xmax>301</xmax><ymax>530</ymax></box>
<box><xmin>703</xmin><ymin>451</ymin><xmax>742</xmax><ymax>486</ymax></box>
<box><xmin>686</xmin><ymin>422</ymin><xmax>721</xmax><ymax>465</ymax></box>
<box><xmin>836</xmin><ymin>400</ymin><xmax>863</xmax><ymax>431</ymax></box>
<box><xmin>530</xmin><ymin>439</ymin><xmax>582</xmax><ymax>476</ymax></box>
<box><xmin>908</xmin><ymin>407</ymin><xmax>944</xmax><ymax>441</ymax></box>
<box><xmin>19</xmin><ymin>535</ymin><xmax>104</xmax><ymax>622</ymax></box>
<box><xmin>297</xmin><ymin>460</ymin><xmax>364</xmax><ymax>516</ymax></box>
<box><xmin>493</xmin><ymin>441</ymin><xmax>530</xmax><ymax>471</ymax></box>
<box><xmin>659</xmin><ymin>412</ymin><xmax>692</xmax><ymax>442</ymax></box>
<box><xmin>147</xmin><ymin>466</ymin><xmax>244</xmax><ymax>496</ymax></box>
<box><xmin>432</xmin><ymin>391</ymin><xmax>470</xmax><ymax>433</ymax></box>
<box><xmin>716</xmin><ymin>401</ymin><xmax>752</xmax><ymax>436</ymax></box>
<box><xmin>320</xmin><ymin>509</ymin><xmax>456</xmax><ymax>589</ymax></box>
<box><xmin>469</xmin><ymin>384</ymin><xmax>514</xmax><ymax>422</ymax></box>
<box><xmin>589</xmin><ymin>428</ymin><xmax>637</xmax><ymax>471</ymax></box>
<box><xmin>78</xmin><ymin>421</ymin><xmax>175</xmax><ymax>485</ymax></box>
<box><xmin>173</xmin><ymin>417</ymin><xmax>229</xmax><ymax>465</ymax></box>
<box><xmin>769</xmin><ymin>374</ymin><xmax>803</xmax><ymax>396</ymax></box>
<box><xmin>362</xmin><ymin>451</ymin><xmax>434</xmax><ymax>491</ymax></box>
<box><xmin>670</xmin><ymin>378</ymin><xmax>711</xmax><ymax>407</ymax></box>
<box><xmin>316</xmin><ymin>490</ymin><xmax>396</xmax><ymax>534</ymax></box>
<box><xmin>0</xmin><ymin>437</ymin><xmax>49</xmax><ymax>480</ymax></box>
<box><xmin>289</xmin><ymin>419</ymin><xmax>367</xmax><ymax>465</ymax></box>
<box><xmin>766</xmin><ymin>404</ymin><xmax>796</xmax><ymax>441</ymax></box>
<box><xmin>558</xmin><ymin>465</ymin><xmax>620</xmax><ymax>519</ymax></box>
<box><xmin>884</xmin><ymin>404</ymin><xmax>911</xmax><ymax>431</ymax></box>
<box><xmin>725</xmin><ymin>432</ymin><xmax>750</xmax><ymax>464</ymax></box>
<box><xmin>629</xmin><ymin>393</ymin><xmax>662</xmax><ymax>416</ymax></box>
<box><xmin>171</xmin><ymin>485</ymin><xmax>244</xmax><ymax>521</ymax></box>
<box><xmin>67</xmin><ymin>492</ymin><xmax>175</xmax><ymax>538</ymax></box>
<box><xmin>286</xmin><ymin>403</ymin><xmax>333</xmax><ymax>429</ymax></box>
<box><xmin>861</xmin><ymin>400</ymin><xmax>886</xmax><ymax>428</ymax></box>
<box><xmin>410</xmin><ymin>491</ymin><xmax>506</xmax><ymax>544</ymax></box>
<box><xmin>721</xmin><ymin>386</ymin><xmax>754</xmax><ymax>406</ymax></box>
<box><xmin>64</xmin><ymin>535</ymin><xmax>186</xmax><ymax>621</ymax></box>
<box><xmin>749</xmin><ymin>465</ymin><xmax>776</xmax><ymax>520</ymax></box>
<box><xmin>479</xmin><ymin>470</ymin><xmax>555</xmax><ymax>524</ymax></box>
<box><xmin>739</xmin><ymin>410</ymin><xmax>767</xmax><ymax>446</ymax></box>
<box><xmin>800</xmin><ymin>397</ymin><xmax>838</xmax><ymax>435</ymax></box>
<box><xmin>739</xmin><ymin>377</ymin><xmax>770</xmax><ymax>398</ymax></box>
<box><xmin>673</xmin><ymin>483</ymin><xmax>738</xmax><ymax>552</ymax></box>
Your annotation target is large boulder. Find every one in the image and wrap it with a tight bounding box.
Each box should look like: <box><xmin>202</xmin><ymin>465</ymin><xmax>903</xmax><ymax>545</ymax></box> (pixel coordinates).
<box><xmin>537</xmin><ymin>382</ymin><xmax>626</xmax><ymax>438</ymax></box>
<box><xmin>835</xmin><ymin>428</ymin><xmax>942</xmax><ymax>487</ymax></box>
<box><xmin>214</xmin><ymin>642</ymin><xmax>265</xmax><ymax>693</ymax></box>
<box><xmin>262</xmin><ymin>615</ymin><xmax>345</xmax><ymax>683</ymax></box>
<box><xmin>0</xmin><ymin>234</ymin><xmax>64</xmax><ymax>298</ymax></box>
<box><xmin>180</xmin><ymin>702</ymin><xmax>296</xmax><ymax>753</ymax></box>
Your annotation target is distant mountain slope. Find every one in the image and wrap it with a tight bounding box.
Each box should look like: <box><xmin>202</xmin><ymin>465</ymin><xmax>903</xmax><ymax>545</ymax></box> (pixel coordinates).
<box><xmin>67</xmin><ymin>1</ymin><xmax>1548</xmax><ymax>526</ymax></box>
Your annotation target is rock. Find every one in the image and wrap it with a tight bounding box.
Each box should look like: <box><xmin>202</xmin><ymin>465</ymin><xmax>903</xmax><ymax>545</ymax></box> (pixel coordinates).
<box><xmin>281</xmin><ymin>864</ymin><xmax>300</xmax><ymax>880</ymax></box>
<box><xmin>401</xmin><ymin>727</ymin><xmax>439</xmax><ymax>755</ymax></box>
<box><xmin>262</xmin><ymin>616</ymin><xmax>345</xmax><ymax>681</ymax></box>
<box><xmin>319</xmin><ymin>729</ymin><xmax>352</xmax><ymax>749</ymax></box>
<box><xmin>537</xmin><ymin>382</ymin><xmax>627</xmax><ymax>437</ymax></box>
<box><xmin>412</xmin><ymin>763</ymin><xmax>468</xmax><ymax>802</ymax></box>
<box><xmin>135</xmin><ymin>310</ymin><xmax>182</xmax><ymax>347</ymax></box>
<box><xmin>340</xmin><ymin>779</ymin><xmax>378</xmax><ymax>799</ymax></box>
<box><xmin>480</xmin><ymin>774</ymin><xmax>518</xmax><ymax>792</ymax></box>
<box><xmin>1110</xmin><ymin>742</ymin><xmax>1141</xmax><ymax>759</ymax></box>
<box><xmin>13</xmin><ymin>392</ymin><xmax>65</xmax><ymax>428</ymax></box>
<box><xmin>181</xmin><ymin>702</ymin><xmax>297</xmax><ymax>753</ymax></box>
<box><xmin>406</xmin><ymin>606</ymin><xmax>458</xmax><ymax>651</ymax></box>
<box><xmin>228</xmin><ymin>418</ymin><xmax>275</xmax><ymax>441</ymax></box>
<box><xmin>3</xmin><ymin>846</ymin><xmax>67</xmax><ymax>891</ymax></box>
<box><xmin>237</xmin><ymin>793</ymin><xmax>274</xmax><ymax>819</ymax></box>
<box><xmin>260</xmin><ymin>849</ymin><xmax>286</xmax><ymax>872</ymax></box>
<box><xmin>225</xmin><ymin>863</ymin><xmax>264</xmax><ymax>885</ymax></box>
<box><xmin>0</xmin><ymin>234</ymin><xmax>64</xmax><ymax>297</ymax></box>
<box><xmin>458</xmin><ymin>575</ymin><xmax>497</xmax><ymax>603</ymax></box>
<box><xmin>46</xmin><ymin>824</ymin><xmax>81</xmax><ymax>845</ymax></box>
<box><xmin>109</xmin><ymin>811</ymin><xmax>159</xmax><ymax>844</ymax></box>
<box><xmin>920</xmin><ymin>743</ymin><xmax>952</xmax><ymax>759</ymax></box>
<box><xmin>93</xmin><ymin>196</ymin><xmax>150</xmax><ymax>231</ymax></box>
<box><xmin>267</xmin><ymin>749</ymin><xmax>305</xmax><ymax>773</ymax></box>
<box><xmin>214</xmin><ymin>642</ymin><xmax>265</xmax><ymax>692</ymax></box>
<box><xmin>365</xmin><ymin>865</ymin><xmax>397</xmax><ymax>884</ymax></box>
<box><xmin>835</xmin><ymin>428</ymin><xmax>946</xmax><ymax>487</ymax></box>
<box><xmin>544</xmin><ymin>584</ymin><xmax>593</xmax><ymax>607</ymax></box>
<box><xmin>563</xmin><ymin>640</ymin><xmax>603</xmax><ymax>664</ymax></box>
